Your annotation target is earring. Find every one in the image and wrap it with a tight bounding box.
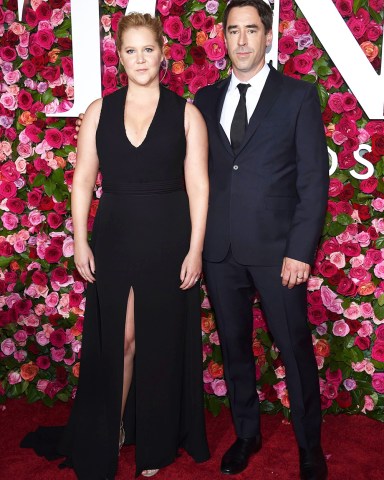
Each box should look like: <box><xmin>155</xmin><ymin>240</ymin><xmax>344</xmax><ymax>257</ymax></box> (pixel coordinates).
<box><xmin>159</xmin><ymin>58</ymin><xmax>169</xmax><ymax>83</ymax></box>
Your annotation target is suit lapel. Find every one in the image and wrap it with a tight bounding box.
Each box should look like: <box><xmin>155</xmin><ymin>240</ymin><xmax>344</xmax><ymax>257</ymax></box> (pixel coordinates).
<box><xmin>237</xmin><ymin>66</ymin><xmax>283</xmax><ymax>156</ymax></box>
<box><xmin>214</xmin><ymin>77</ymin><xmax>233</xmax><ymax>157</ymax></box>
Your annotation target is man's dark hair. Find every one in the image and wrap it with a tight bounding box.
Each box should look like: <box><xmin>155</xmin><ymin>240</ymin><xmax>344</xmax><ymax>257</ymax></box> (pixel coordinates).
<box><xmin>222</xmin><ymin>0</ymin><xmax>273</xmax><ymax>34</ymax></box>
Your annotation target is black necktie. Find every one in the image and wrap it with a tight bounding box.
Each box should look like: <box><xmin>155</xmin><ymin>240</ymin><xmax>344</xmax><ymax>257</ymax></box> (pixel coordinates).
<box><xmin>230</xmin><ymin>83</ymin><xmax>251</xmax><ymax>152</ymax></box>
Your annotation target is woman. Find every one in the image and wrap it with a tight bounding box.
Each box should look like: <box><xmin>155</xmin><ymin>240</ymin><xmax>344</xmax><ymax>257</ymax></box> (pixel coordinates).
<box><xmin>24</xmin><ymin>12</ymin><xmax>210</xmax><ymax>480</ymax></box>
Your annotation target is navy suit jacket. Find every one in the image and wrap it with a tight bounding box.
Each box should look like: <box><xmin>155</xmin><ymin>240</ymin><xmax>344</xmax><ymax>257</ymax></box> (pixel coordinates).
<box><xmin>194</xmin><ymin>66</ymin><xmax>329</xmax><ymax>266</ymax></box>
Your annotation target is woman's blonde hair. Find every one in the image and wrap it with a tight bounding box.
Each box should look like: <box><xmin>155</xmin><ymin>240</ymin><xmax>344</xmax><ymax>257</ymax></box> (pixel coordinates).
<box><xmin>116</xmin><ymin>13</ymin><xmax>164</xmax><ymax>51</ymax></box>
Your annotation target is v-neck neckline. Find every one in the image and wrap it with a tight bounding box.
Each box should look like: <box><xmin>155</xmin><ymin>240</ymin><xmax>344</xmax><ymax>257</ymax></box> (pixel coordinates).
<box><xmin>123</xmin><ymin>86</ymin><xmax>162</xmax><ymax>150</ymax></box>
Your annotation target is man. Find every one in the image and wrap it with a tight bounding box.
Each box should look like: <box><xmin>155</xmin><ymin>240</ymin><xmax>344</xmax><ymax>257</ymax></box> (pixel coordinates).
<box><xmin>194</xmin><ymin>1</ymin><xmax>329</xmax><ymax>479</ymax></box>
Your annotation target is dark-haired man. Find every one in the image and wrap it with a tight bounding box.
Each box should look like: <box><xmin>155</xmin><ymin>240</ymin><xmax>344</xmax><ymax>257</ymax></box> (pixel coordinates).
<box><xmin>194</xmin><ymin>1</ymin><xmax>329</xmax><ymax>478</ymax></box>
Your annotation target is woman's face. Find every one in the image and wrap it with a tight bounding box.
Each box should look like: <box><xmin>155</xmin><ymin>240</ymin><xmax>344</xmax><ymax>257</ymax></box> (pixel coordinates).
<box><xmin>118</xmin><ymin>26</ymin><xmax>163</xmax><ymax>87</ymax></box>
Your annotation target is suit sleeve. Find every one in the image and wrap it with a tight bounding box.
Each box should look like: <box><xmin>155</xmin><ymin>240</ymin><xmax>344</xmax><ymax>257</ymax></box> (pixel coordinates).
<box><xmin>284</xmin><ymin>84</ymin><xmax>329</xmax><ymax>265</ymax></box>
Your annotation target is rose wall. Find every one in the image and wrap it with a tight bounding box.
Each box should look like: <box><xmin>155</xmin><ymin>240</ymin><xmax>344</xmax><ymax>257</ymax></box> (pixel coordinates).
<box><xmin>0</xmin><ymin>0</ymin><xmax>384</xmax><ymax>421</ymax></box>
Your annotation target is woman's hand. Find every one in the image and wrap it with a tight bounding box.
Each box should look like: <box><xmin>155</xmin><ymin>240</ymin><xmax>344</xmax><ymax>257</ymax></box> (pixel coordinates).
<box><xmin>180</xmin><ymin>250</ymin><xmax>202</xmax><ymax>290</ymax></box>
<box><xmin>75</xmin><ymin>241</ymin><xmax>96</xmax><ymax>283</ymax></box>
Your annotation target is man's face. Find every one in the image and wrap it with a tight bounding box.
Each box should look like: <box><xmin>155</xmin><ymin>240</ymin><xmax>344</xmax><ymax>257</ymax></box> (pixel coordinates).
<box><xmin>224</xmin><ymin>6</ymin><xmax>272</xmax><ymax>81</ymax></box>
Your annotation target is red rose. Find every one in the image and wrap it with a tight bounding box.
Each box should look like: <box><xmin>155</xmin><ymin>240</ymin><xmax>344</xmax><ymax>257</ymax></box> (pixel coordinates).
<box><xmin>36</xmin><ymin>356</ymin><xmax>50</xmax><ymax>370</ymax></box>
<box><xmin>50</xmin><ymin>0</ymin><xmax>66</xmax><ymax>7</ymax></box>
<box><xmin>338</xmin><ymin>150</ymin><xmax>357</xmax><ymax>170</ymax></box>
<box><xmin>354</xmin><ymin>336</ymin><xmax>370</xmax><ymax>350</ymax></box>
<box><xmin>45</xmin><ymin>381</ymin><xmax>63</xmax><ymax>399</ymax></box>
<box><xmin>372</xmin><ymin>341</ymin><xmax>384</xmax><ymax>362</ymax></box>
<box><xmin>111</xmin><ymin>12</ymin><xmax>123</xmax><ymax>32</ymax></box>
<box><xmin>336</xmin><ymin>117</ymin><xmax>358</xmax><ymax>138</ymax></box>
<box><xmin>0</xmin><ymin>46</ymin><xmax>17</xmax><ymax>62</ymax></box>
<box><xmin>32</xmin><ymin>270</ymin><xmax>48</xmax><ymax>286</ymax></box>
<box><xmin>25</xmin><ymin>8</ymin><xmax>38</xmax><ymax>27</ymax></box>
<box><xmin>102</xmin><ymin>70</ymin><xmax>117</xmax><ymax>90</ymax></box>
<box><xmin>56</xmin><ymin>366</ymin><xmax>68</xmax><ymax>385</ymax></box>
<box><xmin>14</xmin><ymin>299</ymin><xmax>33</xmax><ymax>316</ymax></box>
<box><xmin>190</xmin><ymin>11</ymin><xmax>206</xmax><ymax>29</ymax></box>
<box><xmin>294</xmin><ymin>18</ymin><xmax>310</xmax><ymax>35</ymax></box>
<box><xmin>20</xmin><ymin>60</ymin><xmax>36</xmax><ymax>78</ymax></box>
<box><xmin>34</xmin><ymin>29</ymin><xmax>55</xmax><ymax>50</ymax></box>
<box><xmin>69</xmin><ymin>291</ymin><xmax>82</xmax><ymax>308</ymax></box>
<box><xmin>39</xmin><ymin>195</ymin><xmax>54</xmax><ymax>212</ymax></box>
<box><xmin>64</xmin><ymin>170</ymin><xmax>74</xmax><ymax>187</ymax></box>
<box><xmin>308</xmin><ymin>305</ymin><xmax>327</xmax><ymax>326</ymax></box>
<box><xmin>318</xmin><ymin>261</ymin><xmax>339</xmax><ymax>278</ymax></box>
<box><xmin>54</xmin><ymin>201</ymin><xmax>67</xmax><ymax>215</ymax></box>
<box><xmin>189</xmin><ymin>75</ymin><xmax>208</xmax><ymax>95</ymax></box>
<box><xmin>30</xmin><ymin>43</ymin><xmax>45</xmax><ymax>58</ymax></box>
<box><xmin>6</xmin><ymin>198</ymin><xmax>25</xmax><ymax>214</ymax></box>
<box><xmin>51</xmin><ymin>267</ymin><xmax>69</xmax><ymax>284</ymax></box>
<box><xmin>179</xmin><ymin>27</ymin><xmax>192</xmax><ymax>46</ymax></box>
<box><xmin>346</xmin><ymin>319</ymin><xmax>361</xmax><ymax>335</ymax></box>
<box><xmin>278</xmin><ymin>35</ymin><xmax>296</xmax><ymax>55</ymax></box>
<box><xmin>36</xmin><ymin>2</ymin><xmax>52</xmax><ymax>21</ymax></box>
<box><xmin>371</xmin><ymin>134</ymin><xmax>384</xmax><ymax>156</ymax></box>
<box><xmin>25</xmin><ymin>124</ymin><xmax>42</xmax><ymax>143</ymax></box>
<box><xmin>102</xmin><ymin>50</ymin><xmax>118</xmax><ymax>67</ymax></box>
<box><xmin>190</xmin><ymin>46</ymin><xmax>206</xmax><ymax>65</ymax></box>
<box><xmin>47</xmin><ymin>212</ymin><xmax>63</xmax><ymax>229</ymax></box>
<box><xmin>45</xmin><ymin>128</ymin><xmax>63</xmax><ymax>149</ymax></box>
<box><xmin>346</xmin><ymin>17</ymin><xmax>366</xmax><ymax>39</ymax></box>
<box><xmin>261</xmin><ymin>384</ymin><xmax>278</xmax><ymax>403</ymax></box>
<box><xmin>170</xmin><ymin>43</ymin><xmax>186</xmax><ymax>62</ymax></box>
<box><xmin>336</xmin><ymin>391</ymin><xmax>352</xmax><ymax>409</ymax></box>
<box><xmin>354</xmin><ymin>204</ymin><xmax>371</xmax><ymax>221</ymax></box>
<box><xmin>27</xmin><ymin>189</ymin><xmax>42</xmax><ymax>207</ymax></box>
<box><xmin>280</xmin><ymin>0</ymin><xmax>293</xmax><ymax>11</ymax></box>
<box><xmin>202</xmin><ymin>17</ymin><xmax>215</xmax><ymax>33</ymax></box>
<box><xmin>328</xmin><ymin>270</ymin><xmax>345</xmax><ymax>286</ymax></box>
<box><xmin>57</xmin><ymin>37</ymin><xmax>72</xmax><ymax>50</ymax></box>
<box><xmin>335</xmin><ymin>0</ymin><xmax>353</xmax><ymax>16</ymax></box>
<box><xmin>62</xmin><ymin>56</ymin><xmax>74</xmax><ymax>77</ymax></box>
<box><xmin>0</xmin><ymin>182</ymin><xmax>17</xmax><ymax>198</ymax></box>
<box><xmin>337</xmin><ymin>277</ymin><xmax>358</xmax><ymax>296</ymax></box>
<box><xmin>5</xmin><ymin>127</ymin><xmax>17</xmax><ymax>141</ymax></box>
<box><xmin>369</xmin><ymin>0</ymin><xmax>384</xmax><ymax>12</ymax></box>
<box><xmin>34</xmin><ymin>158</ymin><xmax>52</xmax><ymax>176</ymax></box>
<box><xmin>50</xmin><ymin>329</ymin><xmax>67</xmax><ymax>348</ymax></box>
<box><xmin>41</xmin><ymin>66</ymin><xmax>61</xmax><ymax>83</ymax></box>
<box><xmin>366</xmin><ymin>21</ymin><xmax>382</xmax><ymax>42</ymax></box>
<box><xmin>293</xmin><ymin>53</ymin><xmax>313</xmax><ymax>74</ymax></box>
<box><xmin>360</xmin><ymin>177</ymin><xmax>378</xmax><ymax>194</ymax></box>
<box><xmin>45</xmin><ymin>245</ymin><xmax>62</xmax><ymax>264</ymax></box>
<box><xmin>0</xmin><ymin>241</ymin><xmax>13</xmax><ymax>257</ymax></box>
<box><xmin>163</xmin><ymin>16</ymin><xmax>183</xmax><ymax>39</ymax></box>
<box><xmin>18</xmin><ymin>90</ymin><xmax>34</xmax><ymax>111</ymax></box>
<box><xmin>340</xmin><ymin>241</ymin><xmax>361</xmax><ymax>257</ymax></box>
<box><xmin>326</xmin><ymin>368</ymin><xmax>343</xmax><ymax>387</ymax></box>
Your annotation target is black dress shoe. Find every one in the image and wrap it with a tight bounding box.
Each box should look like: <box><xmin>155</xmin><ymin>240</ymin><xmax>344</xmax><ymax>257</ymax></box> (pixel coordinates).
<box><xmin>299</xmin><ymin>446</ymin><xmax>328</xmax><ymax>480</ymax></box>
<box><xmin>221</xmin><ymin>436</ymin><xmax>262</xmax><ymax>475</ymax></box>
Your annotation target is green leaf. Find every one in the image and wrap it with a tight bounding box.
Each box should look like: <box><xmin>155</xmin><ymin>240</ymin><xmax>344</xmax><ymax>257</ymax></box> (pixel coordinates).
<box><xmin>353</xmin><ymin>0</ymin><xmax>364</xmax><ymax>15</ymax></box>
<box><xmin>376</xmin><ymin>237</ymin><xmax>384</xmax><ymax>249</ymax></box>
<box><xmin>328</xmin><ymin>222</ymin><xmax>347</xmax><ymax>236</ymax></box>
<box><xmin>32</xmin><ymin>173</ymin><xmax>46</xmax><ymax>188</ymax></box>
<box><xmin>337</xmin><ymin>213</ymin><xmax>353</xmax><ymax>226</ymax></box>
<box><xmin>379</xmin><ymin>294</ymin><xmax>384</xmax><ymax>307</ymax></box>
<box><xmin>260</xmin><ymin>401</ymin><xmax>276</xmax><ymax>413</ymax></box>
<box><xmin>368</xmin><ymin>7</ymin><xmax>383</xmax><ymax>24</ymax></box>
<box><xmin>41</xmin><ymin>89</ymin><xmax>55</xmax><ymax>105</ymax></box>
<box><xmin>44</xmin><ymin>178</ymin><xmax>56</xmax><ymax>197</ymax></box>
<box><xmin>316</xmin><ymin>65</ymin><xmax>333</xmax><ymax>78</ymax></box>
<box><xmin>205</xmin><ymin>394</ymin><xmax>223</xmax><ymax>416</ymax></box>
<box><xmin>0</xmin><ymin>256</ymin><xmax>13</xmax><ymax>268</ymax></box>
<box><xmin>374</xmin><ymin>302</ymin><xmax>384</xmax><ymax>320</ymax></box>
<box><xmin>316</xmin><ymin>83</ymin><xmax>328</xmax><ymax>110</ymax></box>
<box><xmin>301</xmin><ymin>74</ymin><xmax>317</xmax><ymax>84</ymax></box>
<box><xmin>51</xmin><ymin>168</ymin><xmax>64</xmax><ymax>184</ymax></box>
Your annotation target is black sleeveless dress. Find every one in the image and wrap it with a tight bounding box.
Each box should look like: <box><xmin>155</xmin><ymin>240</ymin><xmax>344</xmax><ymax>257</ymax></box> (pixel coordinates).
<box><xmin>58</xmin><ymin>86</ymin><xmax>209</xmax><ymax>477</ymax></box>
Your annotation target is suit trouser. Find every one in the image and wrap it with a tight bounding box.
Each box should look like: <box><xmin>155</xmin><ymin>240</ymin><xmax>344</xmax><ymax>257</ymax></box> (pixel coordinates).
<box><xmin>203</xmin><ymin>250</ymin><xmax>322</xmax><ymax>450</ymax></box>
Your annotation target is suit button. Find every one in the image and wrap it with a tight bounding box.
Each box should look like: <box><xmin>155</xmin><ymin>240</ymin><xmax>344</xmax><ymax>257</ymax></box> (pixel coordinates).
<box><xmin>233</xmin><ymin>165</ymin><xmax>239</xmax><ymax>170</ymax></box>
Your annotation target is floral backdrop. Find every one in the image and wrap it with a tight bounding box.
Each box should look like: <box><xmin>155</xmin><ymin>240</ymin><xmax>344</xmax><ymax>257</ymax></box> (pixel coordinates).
<box><xmin>0</xmin><ymin>0</ymin><xmax>384</xmax><ymax>421</ymax></box>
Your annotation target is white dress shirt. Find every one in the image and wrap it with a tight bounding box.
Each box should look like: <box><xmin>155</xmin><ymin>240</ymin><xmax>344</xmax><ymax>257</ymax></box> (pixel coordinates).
<box><xmin>220</xmin><ymin>63</ymin><xmax>270</xmax><ymax>142</ymax></box>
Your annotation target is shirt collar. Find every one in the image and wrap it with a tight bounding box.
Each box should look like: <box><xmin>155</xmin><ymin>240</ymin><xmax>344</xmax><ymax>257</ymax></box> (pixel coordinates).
<box><xmin>228</xmin><ymin>63</ymin><xmax>270</xmax><ymax>93</ymax></box>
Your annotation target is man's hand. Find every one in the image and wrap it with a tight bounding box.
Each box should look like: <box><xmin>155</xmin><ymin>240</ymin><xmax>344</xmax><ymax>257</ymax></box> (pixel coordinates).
<box><xmin>281</xmin><ymin>257</ymin><xmax>310</xmax><ymax>289</ymax></box>
<box><xmin>74</xmin><ymin>113</ymin><xmax>84</xmax><ymax>140</ymax></box>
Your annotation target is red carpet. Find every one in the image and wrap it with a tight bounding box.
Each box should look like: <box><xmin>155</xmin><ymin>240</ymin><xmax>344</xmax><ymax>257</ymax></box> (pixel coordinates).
<box><xmin>0</xmin><ymin>399</ymin><xmax>383</xmax><ymax>479</ymax></box>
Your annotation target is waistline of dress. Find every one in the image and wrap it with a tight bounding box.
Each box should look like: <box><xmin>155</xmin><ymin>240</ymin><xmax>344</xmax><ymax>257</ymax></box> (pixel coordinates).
<box><xmin>102</xmin><ymin>178</ymin><xmax>185</xmax><ymax>195</ymax></box>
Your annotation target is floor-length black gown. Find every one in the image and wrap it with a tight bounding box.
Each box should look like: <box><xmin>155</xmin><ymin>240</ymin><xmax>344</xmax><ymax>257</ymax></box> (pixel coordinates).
<box><xmin>22</xmin><ymin>86</ymin><xmax>210</xmax><ymax>479</ymax></box>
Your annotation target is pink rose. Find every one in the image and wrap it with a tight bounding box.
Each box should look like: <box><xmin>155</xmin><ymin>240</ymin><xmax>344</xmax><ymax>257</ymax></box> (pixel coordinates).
<box><xmin>14</xmin><ymin>330</ymin><xmax>28</xmax><ymax>345</ymax></box>
<box><xmin>36</xmin><ymin>331</ymin><xmax>50</xmax><ymax>346</ymax></box>
<box><xmin>372</xmin><ymin>373</ymin><xmax>384</xmax><ymax>394</ymax></box>
<box><xmin>157</xmin><ymin>0</ymin><xmax>172</xmax><ymax>16</ymax></box>
<box><xmin>45</xmin><ymin>292</ymin><xmax>59</xmax><ymax>308</ymax></box>
<box><xmin>328</xmin><ymin>178</ymin><xmax>343</xmax><ymax>197</ymax></box>
<box><xmin>28</xmin><ymin>210</ymin><xmax>45</xmax><ymax>226</ymax></box>
<box><xmin>349</xmin><ymin>266</ymin><xmax>370</xmax><ymax>283</ymax></box>
<box><xmin>37</xmin><ymin>379</ymin><xmax>49</xmax><ymax>393</ymax></box>
<box><xmin>50</xmin><ymin>347</ymin><xmax>66</xmax><ymax>362</ymax></box>
<box><xmin>320</xmin><ymin>286</ymin><xmax>343</xmax><ymax>313</ymax></box>
<box><xmin>34</xmin><ymin>29</ymin><xmax>55</xmax><ymax>50</ymax></box>
<box><xmin>375</xmin><ymin>324</ymin><xmax>384</xmax><ymax>341</ymax></box>
<box><xmin>347</xmin><ymin>17</ymin><xmax>366</xmax><ymax>39</ymax></box>
<box><xmin>329</xmin><ymin>252</ymin><xmax>345</xmax><ymax>269</ymax></box>
<box><xmin>335</xmin><ymin>0</ymin><xmax>353</xmax><ymax>16</ymax></box>
<box><xmin>51</xmin><ymin>9</ymin><xmax>64</xmax><ymax>27</ymax></box>
<box><xmin>332</xmin><ymin>320</ymin><xmax>350</xmax><ymax>337</ymax></box>
<box><xmin>360</xmin><ymin>177</ymin><xmax>378</xmax><ymax>193</ymax></box>
<box><xmin>170</xmin><ymin>43</ymin><xmax>186</xmax><ymax>61</ymax></box>
<box><xmin>45</xmin><ymin>128</ymin><xmax>63</xmax><ymax>149</ymax></box>
<box><xmin>372</xmin><ymin>198</ymin><xmax>384</xmax><ymax>212</ymax></box>
<box><xmin>360</xmin><ymin>303</ymin><xmax>373</xmax><ymax>319</ymax></box>
<box><xmin>328</xmin><ymin>92</ymin><xmax>344</xmax><ymax>113</ymax></box>
<box><xmin>212</xmin><ymin>379</ymin><xmax>227</xmax><ymax>396</ymax></box>
<box><xmin>307</xmin><ymin>276</ymin><xmax>323</xmax><ymax>291</ymax></box>
<box><xmin>1</xmin><ymin>338</ymin><xmax>16</xmax><ymax>356</ymax></box>
<box><xmin>1</xmin><ymin>212</ymin><xmax>18</xmax><ymax>230</ymax></box>
<box><xmin>358</xmin><ymin>320</ymin><xmax>373</xmax><ymax>337</ymax></box>
<box><xmin>203</xmin><ymin>37</ymin><xmax>226</xmax><ymax>61</ymax></box>
<box><xmin>374</xmin><ymin>261</ymin><xmax>384</xmax><ymax>279</ymax></box>
<box><xmin>362</xmin><ymin>395</ymin><xmax>375</xmax><ymax>413</ymax></box>
<box><xmin>8</xmin><ymin>371</ymin><xmax>22</xmax><ymax>385</ymax></box>
<box><xmin>372</xmin><ymin>341</ymin><xmax>384</xmax><ymax>362</ymax></box>
<box><xmin>62</xmin><ymin>236</ymin><xmax>74</xmax><ymax>257</ymax></box>
<box><xmin>369</xmin><ymin>0</ymin><xmax>384</xmax><ymax>12</ymax></box>
<box><xmin>344</xmin><ymin>303</ymin><xmax>361</xmax><ymax>320</ymax></box>
<box><xmin>0</xmin><ymin>92</ymin><xmax>17</xmax><ymax>110</ymax></box>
